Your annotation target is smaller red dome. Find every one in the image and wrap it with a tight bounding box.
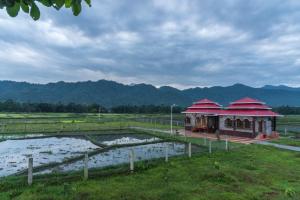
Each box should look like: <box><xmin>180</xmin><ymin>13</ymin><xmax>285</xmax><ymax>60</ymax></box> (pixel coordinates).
<box><xmin>183</xmin><ymin>98</ymin><xmax>222</xmax><ymax>114</ymax></box>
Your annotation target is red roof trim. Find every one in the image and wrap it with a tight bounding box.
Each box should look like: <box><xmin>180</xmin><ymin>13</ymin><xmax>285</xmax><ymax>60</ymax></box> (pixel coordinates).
<box><xmin>226</xmin><ymin>107</ymin><xmax>272</xmax><ymax>110</ymax></box>
<box><xmin>230</xmin><ymin>97</ymin><xmax>265</xmax><ymax>105</ymax></box>
<box><xmin>183</xmin><ymin>97</ymin><xmax>281</xmax><ymax>117</ymax></box>
<box><xmin>193</xmin><ymin>99</ymin><xmax>222</xmax><ymax>106</ymax></box>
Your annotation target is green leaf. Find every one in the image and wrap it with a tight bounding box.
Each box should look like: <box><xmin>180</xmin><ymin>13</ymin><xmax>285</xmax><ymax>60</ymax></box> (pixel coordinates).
<box><xmin>0</xmin><ymin>0</ymin><xmax>5</xmax><ymax>9</ymax></box>
<box><xmin>30</xmin><ymin>2</ymin><xmax>40</xmax><ymax>20</ymax></box>
<box><xmin>84</xmin><ymin>0</ymin><xmax>91</xmax><ymax>7</ymax></box>
<box><xmin>20</xmin><ymin>0</ymin><xmax>29</xmax><ymax>13</ymax></box>
<box><xmin>5</xmin><ymin>0</ymin><xmax>15</xmax><ymax>7</ymax></box>
<box><xmin>54</xmin><ymin>0</ymin><xmax>64</xmax><ymax>9</ymax></box>
<box><xmin>6</xmin><ymin>2</ymin><xmax>20</xmax><ymax>17</ymax></box>
<box><xmin>39</xmin><ymin>0</ymin><xmax>52</xmax><ymax>7</ymax></box>
<box><xmin>65</xmin><ymin>0</ymin><xmax>71</xmax><ymax>8</ymax></box>
<box><xmin>72</xmin><ymin>1</ymin><xmax>81</xmax><ymax>16</ymax></box>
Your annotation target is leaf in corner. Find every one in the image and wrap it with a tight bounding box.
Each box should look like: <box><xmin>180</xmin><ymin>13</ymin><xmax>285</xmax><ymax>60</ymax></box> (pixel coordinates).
<box><xmin>39</xmin><ymin>0</ymin><xmax>52</xmax><ymax>7</ymax></box>
<box><xmin>65</xmin><ymin>0</ymin><xmax>72</xmax><ymax>8</ymax></box>
<box><xmin>6</xmin><ymin>2</ymin><xmax>20</xmax><ymax>17</ymax></box>
<box><xmin>55</xmin><ymin>0</ymin><xmax>65</xmax><ymax>9</ymax></box>
<box><xmin>30</xmin><ymin>2</ymin><xmax>40</xmax><ymax>20</ymax></box>
<box><xmin>0</xmin><ymin>0</ymin><xmax>5</xmax><ymax>9</ymax></box>
<box><xmin>20</xmin><ymin>0</ymin><xmax>30</xmax><ymax>13</ymax></box>
<box><xmin>72</xmin><ymin>1</ymin><xmax>81</xmax><ymax>16</ymax></box>
<box><xmin>84</xmin><ymin>0</ymin><xmax>91</xmax><ymax>7</ymax></box>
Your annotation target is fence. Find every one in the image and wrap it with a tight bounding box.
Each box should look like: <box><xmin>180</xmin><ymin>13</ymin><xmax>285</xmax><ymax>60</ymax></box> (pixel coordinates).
<box><xmin>277</xmin><ymin>125</ymin><xmax>300</xmax><ymax>137</ymax></box>
<box><xmin>21</xmin><ymin>139</ymin><xmax>230</xmax><ymax>186</ymax></box>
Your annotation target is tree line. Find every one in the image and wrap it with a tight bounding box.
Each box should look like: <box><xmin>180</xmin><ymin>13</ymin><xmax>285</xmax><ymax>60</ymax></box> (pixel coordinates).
<box><xmin>0</xmin><ymin>100</ymin><xmax>183</xmax><ymax>114</ymax></box>
<box><xmin>0</xmin><ymin>100</ymin><xmax>299</xmax><ymax>114</ymax></box>
<box><xmin>110</xmin><ymin>105</ymin><xmax>183</xmax><ymax>114</ymax></box>
<box><xmin>272</xmin><ymin>106</ymin><xmax>300</xmax><ymax>115</ymax></box>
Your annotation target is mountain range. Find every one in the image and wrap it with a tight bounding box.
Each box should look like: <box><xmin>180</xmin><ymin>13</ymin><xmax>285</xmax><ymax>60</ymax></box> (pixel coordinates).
<box><xmin>0</xmin><ymin>80</ymin><xmax>299</xmax><ymax>107</ymax></box>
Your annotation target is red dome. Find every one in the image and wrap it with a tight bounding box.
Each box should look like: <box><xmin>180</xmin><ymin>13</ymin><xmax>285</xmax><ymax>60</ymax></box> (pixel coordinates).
<box><xmin>183</xmin><ymin>97</ymin><xmax>281</xmax><ymax>117</ymax></box>
<box><xmin>230</xmin><ymin>97</ymin><xmax>265</xmax><ymax>104</ymax></box>
<box><xmin>183</xmin><ymin>98</ymin><xmax>222</xmax><ymax>114</ymax></box>
<box><xmin>227</xmin><ymin>97</ymin><xmax>270</xmax><ymax>110</ymax></box>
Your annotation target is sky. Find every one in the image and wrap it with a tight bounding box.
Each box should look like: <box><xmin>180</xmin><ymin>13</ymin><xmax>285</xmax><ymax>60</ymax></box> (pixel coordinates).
<box><xmin>1</xmin><ymin>0</ymin><xmax>300</xmax><ymax>89</ymax></box>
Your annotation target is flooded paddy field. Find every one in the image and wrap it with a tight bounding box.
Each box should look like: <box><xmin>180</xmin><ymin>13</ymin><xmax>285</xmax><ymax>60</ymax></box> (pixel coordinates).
<box><xmin>0</xmin><ymin>130</ymin><xmax>202</xmax><ymax>178</ymax></box>
<box><xmin>0</xmin><ymin>137</ymin><xmax>100</xmax><ymax>177</ymax></box>
<box><xmin>37</xmin><ymin>142</ymin><xmax>200</xmax><ymax>175</ymax></box>
<box><xmin>88</xmin><ymin>133</ymin><xmax>161</xmax><ymax>146</ymax></box>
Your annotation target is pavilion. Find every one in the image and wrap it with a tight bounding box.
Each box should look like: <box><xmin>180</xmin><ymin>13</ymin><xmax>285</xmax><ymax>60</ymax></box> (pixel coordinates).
<box><xmin>182</xmin><ymin>97</ymin><xmax>281</xmax><ymax>138</ymax></box>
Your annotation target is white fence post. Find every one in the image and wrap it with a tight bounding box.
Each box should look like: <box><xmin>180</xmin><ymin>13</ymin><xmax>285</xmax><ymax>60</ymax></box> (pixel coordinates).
<box><xmin>188</xmin><ymin>142</ymin><xmax>192</xmax><ymax>158</ymax></box>
<box><xmin>209</xmin><ymin>140</ymin><xmax>212</xmax><ymax>154</ymax></box>
<box><xmin>165</xmin><ymin>145</ymin><xmax>169</xmax><ymax>162</ymax></box>
<box><xmin>129</xmin><ymin>149</ymin><xmax>134</xmax><ymax>172</ymax></box>
<box><xmin>285</xmin><ymin>128</ymin><xmax>287</xmax><ymax>136</ymax></box>
<box><xmin>84</xmin><ymin>153</ymin><xmax>88</xmax><ymax>180</ymax></box>
<box><xmin>225</xmin><ymin>139</ymin><xmax>228</xmax><ymax>151</ymax></box>
<box><xmin>28</xmin><ymin>157</ymin><xmax>33</xmax><ymax>186</ymax></box>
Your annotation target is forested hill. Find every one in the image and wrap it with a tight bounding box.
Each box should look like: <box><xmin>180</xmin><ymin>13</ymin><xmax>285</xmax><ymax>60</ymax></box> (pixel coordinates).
<box><xmin>0</xmin><ymin>80</ymin><xmax>300</xmax><ymax>107</ymax></box>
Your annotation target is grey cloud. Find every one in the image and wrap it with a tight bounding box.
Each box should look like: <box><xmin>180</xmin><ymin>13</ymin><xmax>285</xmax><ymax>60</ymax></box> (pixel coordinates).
<box><xmin>1</xmin><ymin>0</ymin><xmax>300</xmax><ymax>88</ymax></box>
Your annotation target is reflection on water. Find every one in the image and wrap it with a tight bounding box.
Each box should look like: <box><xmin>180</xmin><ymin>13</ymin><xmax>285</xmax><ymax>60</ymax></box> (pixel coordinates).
<box><xmin>0</xmin><ymin>134</ymin><xmax>45</xmax><ymax>140</ymax></box>
<box><xmin>37</xmin><ymin>142</ymin><xmax>186</xmax><ymax>174</ymax></box>
<box><xmin>0</xmin><ymin>137</ymin><xmax>100</xmax><ymax>177</ymax></box>
<box><xmin>90</xmin><ymin>134</ymin><xmax>161</xmax><ymax>146</ymax></box>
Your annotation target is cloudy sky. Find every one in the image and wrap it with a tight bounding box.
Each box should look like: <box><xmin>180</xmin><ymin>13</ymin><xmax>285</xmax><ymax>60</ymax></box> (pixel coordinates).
<box><xmin>1</xmin><ymin>0</ymin><xmax>300</xmax><ymax>89</ymax></box>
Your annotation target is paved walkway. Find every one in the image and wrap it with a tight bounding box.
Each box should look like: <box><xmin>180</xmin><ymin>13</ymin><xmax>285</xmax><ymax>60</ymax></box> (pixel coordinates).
<box><xmin>129</xmin><ymin>127</ymin><xmax>171</xmax><ymax>134</ymax></box>
<box><xmin>256</xmin><ymin>141</ymin><xmax>300</xmax><ymax>152</ymax></box>
<box><xmin>179</xmin><ymin>130</ymin><xmax>271</xmax><ymax>145</ymax></box>
<box><xmin>130</xmin><ymin>127</ymin><xmax>267</xmax><ymax>144</ymax></box>
<box><xmin>131</xmin><ymin>127</ymin><xmax>300</xmax><ymax>151</ymax></box>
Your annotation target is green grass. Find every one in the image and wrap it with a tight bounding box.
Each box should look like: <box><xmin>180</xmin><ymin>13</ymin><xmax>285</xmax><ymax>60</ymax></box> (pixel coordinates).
<box><xmin>0</xmin><ymin>113</ymin><xmax>299</xmax><ymax>199</ymax></box>
<box><xmin>0</xmin><ymin>113</ymin><xmax>298</xmax><ymax>136</ymax></box>
<box><xmin>0</xmin><ymin>113</ymin><xmax>183</xmax><ymax>135</ymax></box>
<box><xmin>277</xmin><ymin>115</ymin><xmax>300</xmax><ymax>125</ymax></box>
<box><xmin>270</xmin><ymin>137</ymin><xmax>300</xmax><ymax>147</ymax></box>
<box><xmin>0</xmin><ymin>145</ymin><xmax>299</xmax><ymax>200</ymax></box>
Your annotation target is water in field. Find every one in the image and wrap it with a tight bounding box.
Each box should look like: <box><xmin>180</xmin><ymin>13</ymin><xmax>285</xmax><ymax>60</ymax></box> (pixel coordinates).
<box><xmin>90</xmin><ymin>133</ymin><xmax>161</xmax><ymax>146</ymax></box>
<box><xmin>37</xmin><ymin>142</ymin><xmax>187</xmax><ymax>174</ymax></box>
<box><xmin>277</xmin><ymin>125</ymin><xmax>300</xmax><ymax>133</ymax></box>
<box><xmin>0</xmin><ymin>134</ymin><xmax>45</xmax><ymax>140</ymax></box>
<box><xmin>0</xmin><ymin>137</ymin><xmax>100</xmax><ymax>177</ymax></box>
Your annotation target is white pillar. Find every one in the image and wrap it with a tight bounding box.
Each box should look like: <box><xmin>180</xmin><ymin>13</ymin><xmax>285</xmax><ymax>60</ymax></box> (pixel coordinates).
<box><xmin>84</xmin><ymin>153</ymin><xmax>88</xmax><ymax>180</ymax></box>
<box><xmin>209</xmin><ymin>140</ymin><xmax>212</xmax><ymax>154</ymax></box>
<box><xmin>28</xmin><ymin>157</ymin><xmax>33</xmax><ymax>186</ymax></box>
<box><xmin>170</xmin><ymin>106</ymin><xmax>173</xmax><ymax>135</ymax></box>
<box><xmin>188</xmin><ymin>142</ymin><xmax>192</xmax><ymax>158</ymax></box>
<box><xmin>225</xmin><ymin>139</ymin><xmax>228</xmax><ymax>151</ymax></box>
<box><xmin>165</xmin><ymin>145</ymin><xmax>169</xmax><ymax>162</ymax></box>
<box><xmin>129</xmin><ymin>149</ymin><xmax>134</xmax><ymax>172</ymax></box>
<box><xmin>285</xmin><ymin>128</ymin><xmax>287</xmax><ymax>136</ymax></box>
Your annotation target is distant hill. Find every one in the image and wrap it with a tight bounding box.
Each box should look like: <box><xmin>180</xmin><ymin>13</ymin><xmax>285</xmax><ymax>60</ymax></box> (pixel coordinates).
<box><xmin>262</xmin><ymin>85</ymin><xmax>300</xmax><ymax>92</ymax></box>
<box><xmin>0</xmin><ymin>80</ymin><xmax>299</xmax><ymax>107</ymax></box>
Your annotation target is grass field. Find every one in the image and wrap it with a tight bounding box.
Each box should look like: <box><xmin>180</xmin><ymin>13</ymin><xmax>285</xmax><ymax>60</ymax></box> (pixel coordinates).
<box><xmin>0</xmin><ymin>113</ymin><xmax>299</xmax><ymax>199</ymax></box>
<box><xmin>0</xmin><ymin>144</ymin><xmax>299</xmax><ymax>200</ymax></box>
<box><xmin>0</xmin><ymin>112</ymin><xmax>298</xmax><ymax>136</ymax></box>
<box><xmin>0</xmin><ymin>113</ymin><xmax>183</xmax><ymax>135</ymax></box>
<box><xmin>270</xmin><ymin>137</ymin><xmax>300</xmax><ymax>147</ymax></box>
